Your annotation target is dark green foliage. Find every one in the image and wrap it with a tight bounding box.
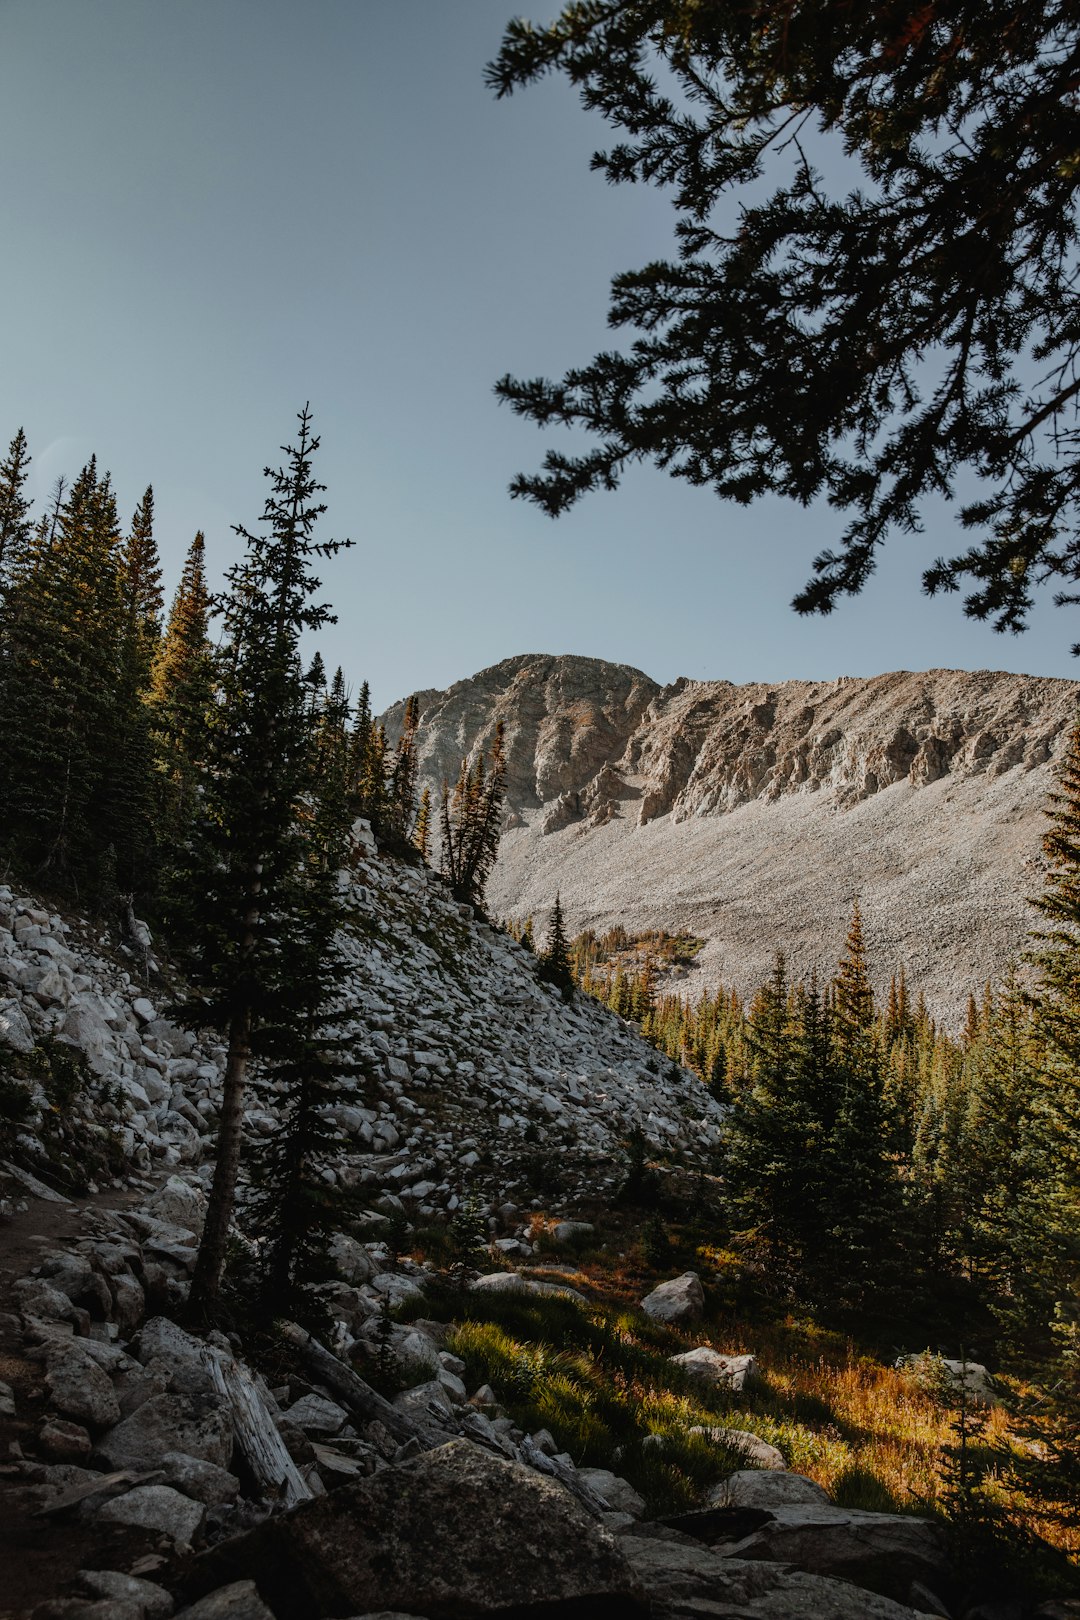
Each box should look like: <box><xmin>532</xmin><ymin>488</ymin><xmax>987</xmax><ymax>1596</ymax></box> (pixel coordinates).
<box><xmin>620</xmin><ymin>1123</ymin><xmax>660</xmax><ymax>1208</ymax></box>
<box><xmin>108</xmin><ymin>487</ymin><xmax>164</xmax><ymax>894</ymax></box>
<box><xmin>489</xmin><ymin>3</ymin><xmax>1080</xmax><ymax>649</ymax></box>
<box><xmin>413</xmin><ymin>785</ymin><xmax>433</xmax><ymax>862</ymax></box>
<box><xmin>185</xmin><ymin>406</ymin><xmax>352</xmax><ymax>1315</ymax></box>
<box><xmin>0</xmin><ymin>459</ymin><xmax>126</xmax><ymax>887</ymax></box>
<box><xmin>439</xmin><ymin>721</ymin><xmax>507</xmax><ymax>907</ymax></box>
<box><xmin>150</xmin><ymin>530</ymin><xmax>214</xmax><ymax>872</ymax></box>
<box><xmin>0</xmin><ymin>427</ymin><xmax>33</xmax><ymax>594</ymax></box>
<box><xmin>386</xmin><ymin>693</ymin><xmax>421</xmax><ymax>850</ymax></box>
<box><xmin>538</xmin><ymin>891</ymin><xmax>574</xmax><ymax>999</ymax></box>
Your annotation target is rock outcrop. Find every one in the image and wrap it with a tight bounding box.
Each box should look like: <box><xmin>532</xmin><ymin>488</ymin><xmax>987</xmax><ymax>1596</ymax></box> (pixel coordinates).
<box><xmin>382</xmin><ymin>656</ymin><xmax>1080</xmax><ymax>1022</ymax></box>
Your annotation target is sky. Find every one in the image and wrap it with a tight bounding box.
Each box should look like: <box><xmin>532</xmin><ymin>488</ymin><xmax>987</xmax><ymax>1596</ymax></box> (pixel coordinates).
<box><xmin>2</xmin><ymin>0</ymin><xmax>1076</xmax><ymax>713</ymax></box>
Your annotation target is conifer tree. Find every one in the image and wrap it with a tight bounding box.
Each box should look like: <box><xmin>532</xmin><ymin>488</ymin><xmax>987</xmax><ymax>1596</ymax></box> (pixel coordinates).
<box><xmin>819</xmin><ymin>902</ymin><xmax>900</xmax><ymax>1308</ymax></box>
<box><xmin>0</xmin><ymin>428</ymin><xmax>33</xmax><ymax>596</ymax></box>
<box><xmin>413</xmin><ymin>785</ymin><xmax>433</xmax><ymax>862</ymax></box>
<box><xmin>388</xmin><ymin>694</ymin><xmax>421</xmax><ymax>848</ymax></box>
<box><xmin>150</xmin><ymin>530</ymin><xmax>214</xmax><ymax>859</ymax></box>
<box><xmin>439</xmin><ymin>722</ymin><xmax>507</xmax><ymax>907</ymax></box>
<box><xmin>108</xmin><ymin>487</ymin><xmax>163</xmax><ymax>894</ymax></box>
<box><xmin>0</xmin><ymin>458</ymin><xmax>124</xmax><ymax>887</ymax></box>
<box><xmin>246</xmin><ymin>688</ymin><xmax>365</xmax><ymax>1323</ymax></box>
<box><xmin>186</xmin><ymin>407</ymin><xmax>350</xmax><ymax>1316</ymax></box>
<box><xmin>539</xmin><ymin>891</ymin><xmax>574</xmax><ymax>999</ymax></box>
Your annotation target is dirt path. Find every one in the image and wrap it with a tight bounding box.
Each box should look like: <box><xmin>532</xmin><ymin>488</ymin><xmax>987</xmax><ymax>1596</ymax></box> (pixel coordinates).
<box><xmin>0</xmin><ymin>1173</ymin><xmax>162</xmax><ymax>1301</ymax></box>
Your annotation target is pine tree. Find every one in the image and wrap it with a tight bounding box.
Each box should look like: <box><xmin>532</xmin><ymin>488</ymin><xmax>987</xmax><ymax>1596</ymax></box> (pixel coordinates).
<box><xmin>246</xmin><ymin>693</ymin><xmax>365</xmax><ymax>1324</ymax></box>
<box><xmin>108</xmin><ymin>487</ymin><xmax>163</xmax><ymax>895</ymax></box>
<box><xmin>818</xmin><ymin>902</ymin><xmax>900</xmax><ymax>1309</ymax></box>
<box><xmin>186</xmin><ymin>407</ymin><xmax>350</xmax><ymax>1316</ymax></box>
<box><xmin>388</xmin><ymin>694</ymin><xmax>421</xmax><ymax>848</ymax></box>
<box><xmin>0</xmin><ymin>428</ymin><xmax>33</xmax><ymax>596</ymax></box>
<box><xmin>413</xmin><ymin>785</ymin><xmax>432</xmax><ymax>862</ymax></box>
<box><xmin>0</xmin><ymin>458</ymin><xmax>124</xmax><ymax>888</ymax></box>
<box><xmin>150</xmin><ymin>530</ymin><xmax>214</xmax><ymax>862</ymax></box>
<box><xmin>439</xmin><ymin>723</ymin><xmax>507</xmax><ymax>907</ymax></box>
<box><xmin>539</xmin><ymin>892</ymin><xmax>574</xmax><ymax>999</ymax></box>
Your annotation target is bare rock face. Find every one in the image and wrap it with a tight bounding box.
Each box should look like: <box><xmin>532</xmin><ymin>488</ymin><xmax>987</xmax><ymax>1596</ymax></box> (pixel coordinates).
<box><xmin>383</xmin><ymin>657</ymin><xmax>1080</xmax><ymax>1022</ymax></box>
<box><xmin>381</xmin><ymin>653</ymin><xmax>659</xmax><ymax>812</ymax></box>
<box><xmin>181</xmin><ymin>1439</ymin><xmax>648</xmax><ymax>1619</ymax></box>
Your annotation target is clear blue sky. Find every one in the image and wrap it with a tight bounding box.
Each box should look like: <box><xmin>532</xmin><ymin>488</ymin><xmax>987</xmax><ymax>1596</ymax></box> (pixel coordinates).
<box><xmin>2</xmin><ymin>0</ymin><xmax>1074</xmax><ymax>712</ymax></box>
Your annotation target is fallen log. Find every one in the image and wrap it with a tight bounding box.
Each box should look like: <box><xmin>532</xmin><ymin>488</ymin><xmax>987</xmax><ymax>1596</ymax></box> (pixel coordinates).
<box><xmin>280</xmin><ymin>1323</ymin><xmax>611</xmax><ymax>1518</ymax></box>
<box><xmin>279</xmin><ymin>1322</ymin><xmax>449</xmax><ymax>1450</ymax></box>
<box><xmin>200</xmin><ymin>1343</ymin><xmax>313</xmax><ymax>1508</ymax></box>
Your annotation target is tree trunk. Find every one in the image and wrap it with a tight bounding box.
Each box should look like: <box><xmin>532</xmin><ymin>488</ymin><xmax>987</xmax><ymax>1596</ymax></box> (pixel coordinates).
<box><xmin>189</xmin><ymin>996</ymin><xmax>253</xmax><ymax>1316</ymax></box>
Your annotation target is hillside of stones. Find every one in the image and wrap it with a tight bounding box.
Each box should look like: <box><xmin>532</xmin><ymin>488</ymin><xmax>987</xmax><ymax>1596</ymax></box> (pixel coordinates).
<box><xmin>0</xmin><ymin>841</ymin><xmax>723</xmax><ymax>1240</ymax></box>
<box><xmin>382</xmin><ymin>656</ymin><xmax>1080</xmax><ymax>1023</ymax></box>
<box><xmin>0</xmin><ymin>862</ymin><xmax>975</xmax><ymax>1620</ymax></box>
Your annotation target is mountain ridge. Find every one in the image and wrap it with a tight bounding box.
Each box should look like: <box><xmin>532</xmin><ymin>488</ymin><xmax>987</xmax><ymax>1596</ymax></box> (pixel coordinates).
<box><xmin>381</xmin><ymin>655</ymin><xmax>1080</xmax><ymax>1024</ymax></box>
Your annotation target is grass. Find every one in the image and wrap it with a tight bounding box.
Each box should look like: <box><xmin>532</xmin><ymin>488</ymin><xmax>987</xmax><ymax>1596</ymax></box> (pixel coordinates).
<box><xmin>393</xmin><ymin>1217</ymin><xmax>1080</xmax><ymax>1596</ymax></box>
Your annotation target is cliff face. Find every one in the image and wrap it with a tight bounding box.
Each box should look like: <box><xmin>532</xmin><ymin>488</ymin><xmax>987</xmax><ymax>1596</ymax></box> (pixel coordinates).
<box><xmin>382</xmin><ymin>658</ymin><xmax>1079</xmax><ymax>1024</ymax></box>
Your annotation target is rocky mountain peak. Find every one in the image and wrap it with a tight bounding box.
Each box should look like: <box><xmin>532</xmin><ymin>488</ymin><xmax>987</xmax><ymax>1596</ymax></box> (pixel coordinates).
<box><xmin>382</xmin><ymin>656</ymin><xmax>1080</xmax><ymax>1023</ymax></box>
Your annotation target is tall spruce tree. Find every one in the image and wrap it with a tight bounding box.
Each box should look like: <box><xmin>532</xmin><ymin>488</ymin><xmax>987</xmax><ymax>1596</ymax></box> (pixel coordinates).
<box><xmin>0</xmin><ymin>428</ymin><xmax>33</xmax><ymax>597</ymax></box>
<box><xmin>109</xmin><ymin>487</ymin><xmax>163</xmax><ymax>894</ymax></box>
<box><xmin>439</xmin><ymin>722</ymin><xmax>507</xmax><ymax>907</ymax></box>
<box><xmin>186</xmin><ymin>407</ymin><xmax>350</xmax><ymax>1316</ymax></box>
<box><xmin>150</xmin><ymin>530</ymin><xmax>214</xmax><ymax>862</ymax></box>
<box><xmin>539</xmin><ymin>891</ymin><xmax>574</xmax><ymax>999</ymax></box>
<box><xmin>819</xmin><ymin>902</ymin><xmax>900</xmax><ymax>1309</ymax></box>
<box><xmin>0</xmin><ymin>458</ymin><xmax>124</xmax><ymax>888</ymax></box>
<box><xmin>246</xmin><ymin>671</ymin><xmax>365</xmax><ymax>1322</ymax></box>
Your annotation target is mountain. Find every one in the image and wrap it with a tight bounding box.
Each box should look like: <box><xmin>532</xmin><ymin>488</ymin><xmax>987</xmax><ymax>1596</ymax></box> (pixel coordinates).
<box><xmin>381</xmin><ymin>655</ymin><xmax>1080</xmax><ymax>1023</ymax></box>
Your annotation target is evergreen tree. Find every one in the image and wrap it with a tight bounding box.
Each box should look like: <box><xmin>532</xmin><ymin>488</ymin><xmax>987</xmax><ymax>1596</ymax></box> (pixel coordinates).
<box><xmin>539</xmin><ymin>891</ymin><xmax>574</xmax><ymax>999</ymax></box>
<box><xmin>0</xmin><ymin>458</ymin><xmax>124</xmax><ymax>887</ymax></box>
<box><xmin>150</xmin><ymin>530</ymin><xmax>214</xmax><ymax>861</ymax></box>
<box><xmin>108</xmin><ymin>487</ymin><xmax>163</xmax><ymax>894</ymax></box>
<box><xmin>819</xmin><ymin>902</ymin><xmax>900</xmax><ymax>1309</ymax></box>
<box><xmin>388</xmin><ymin>693</ymin><xmax>421</xmax><ymax>848</ymax></box>
<box><xmin>439</xmin><ymin>722</ymin><xmax>507</xmax><ymax>907</ymax></box>
<box><xmin>722</xmin><ymin>952</ymin><xmax>815</xmax><ymax>1287</ymax></box>
<box><xmin>489</xmin><ymin>3</ymin><xmax>1080</xmax><ymax>651</ymax></box>
<box><xmin>413</xmin><ymin>785</ymin><xmax>433</xmax><ymax>862</ymax></box>
<box><xmin>246</xmin><ymin>694</ymin><xmax>365</xmax><ymax>1324</ymax></box>
<box><xmin>186</xmin><ymin>407</ymin><xmax>350</xmax><ymax>1315</ymax></box>
<box><xmin>0</xmin><ymin>427</ymin><xmax>33</xmax><ymax>596</ymax></box>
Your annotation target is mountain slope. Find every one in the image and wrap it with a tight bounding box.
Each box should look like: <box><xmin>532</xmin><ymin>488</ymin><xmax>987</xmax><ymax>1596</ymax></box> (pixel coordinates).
<box><xmin>382</xmin><ymin>657</ymin><xmax>1080</xmax><ymax>1023</ymax></box>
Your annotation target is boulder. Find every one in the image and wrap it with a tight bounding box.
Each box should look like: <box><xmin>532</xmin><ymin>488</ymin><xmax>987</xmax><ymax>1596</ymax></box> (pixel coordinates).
<box><xmin>621</xmin><ymin>1534</ymin><xmax>934</xmax><ymax>1619</ymax></box>
<box><xmin>96</xmin><ymin>1482</ymin><xmax>207</xmax><ymax>1544</ymax></box>
<box><xmin>38</xmin><ymin>1418</ymin><xmax>93</xmax><ymax>1463</ymax></box>
<box><xmin>551</xmin><ymin>1220</ymin><xmax>595</xmax><ymax>1245</ymax></box>
<box><xmin>468</xmin><ymin>1272</ymin><xmax>588</xmax><ymax>1303</ymax></box>
<box><xmin>284</xmin><ymin>1394</ymin><xmax>348</xmax><ymax>1437</ymax></box>
<box><xmin>713</xmin><ymin>1469</ymin><xmax>832</xmax><ymax>1508</ymax></box>
<box><xmin>671</xmin><ymin>1347</ymin><xmax>757</xmax><ymax>1391</ymax></box>
<box><xmin>726</xmin><ymin>1502</ymin><xmax>950</xmax><ymax>1603</ymax></box>
<box><xmin>899</xmin><ymin>1352</ymin><xmax>1002</xmax><ymax>1408</ymax></box>
<box><xmin>131</xmin><ymin>1317</ymin><xmax>218</xmax><ymax>1397</ymax></box>
<box><xmin>0</xmin><ymin>997</ymin><xmax>34</xmax><ymax>1052</ymax></box>
<box><xmin>577</xmin><ymin>1467</ymin><xmax>646</xmax><ymax>1518</ymax></box>
<box><xmin>691</xmin><ymin>1426</ymin><xmax>787</xmax><ymax>1470</ymax></box>
<box><xmin>640</xmin><ymin>1272</ymin><xmax>704</xmax><ymax>1327</ymax></box>
<box><xmin>174</xmin><ymin>1584</ymin><xmax>276</xmax><ymax>1620</ymax></box>
<box><xmin>94</xmin><ymin>1392</ymin><xmax>233</xmax><ymax>1472</ymax></box>
<box><xmin>77</xmin><ymin>1569</ymin><xmax>175</xmax><ymax>1619</ymax></box>
<box><xmin>161</xmin><ymin>1451</ymin><xmax>241</xmax><ymax>1505</ymax></box>
<box><xmin>45</xmin><ymin>1344</ymin><xmax>122</xmax><ymax>1430</ymax></box>
<box><xmin>328</xmin><ymin>1231</ymin><xmax>376</xmax><ymax>1285</ymax></box>
<box><xmin>146</xmin><ymin>1176</ymin><xmax>207</xmax><ymax>1234</ymax></box>
<box><xmin>39</xmin><ymin>1252</ymin><xmax>114</xmax><ymax>1319</ymax></box>
<box><xmin>180</xmin><ymin>1439</ymin><xmax>647</xmax><ymax>1619</ymax></box>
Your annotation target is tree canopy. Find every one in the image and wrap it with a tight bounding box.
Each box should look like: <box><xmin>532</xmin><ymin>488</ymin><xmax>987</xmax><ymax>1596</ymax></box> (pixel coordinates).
<box><xmin>489</xmin><ymin>1</ymin><xmax>1080</xmax><ymax>648</ymax></box>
